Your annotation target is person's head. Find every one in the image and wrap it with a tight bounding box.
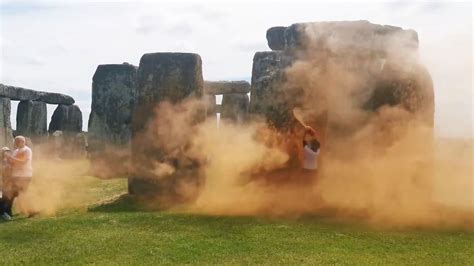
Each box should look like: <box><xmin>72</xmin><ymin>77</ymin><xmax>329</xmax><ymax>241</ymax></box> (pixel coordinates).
<box><xmin>14</xmin><ymin>136</ymin><xmax>26</xmax><ymax>149</ymax></box>
<box><xmin>310</xmin><ymin>139</ymin><xmax>320</xmax><ymax>153</ymax></box>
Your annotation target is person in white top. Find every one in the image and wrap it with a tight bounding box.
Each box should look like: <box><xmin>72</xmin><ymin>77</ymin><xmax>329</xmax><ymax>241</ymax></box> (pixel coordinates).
<box><xmin>302</xmin><ymin>126</ymin><xmax>320</xmax><ymax>171</ymax></box>
<box><xmin>3</xmin><ymin>136</ymin><xmax>33</xmax><ymax>219</ymax></box>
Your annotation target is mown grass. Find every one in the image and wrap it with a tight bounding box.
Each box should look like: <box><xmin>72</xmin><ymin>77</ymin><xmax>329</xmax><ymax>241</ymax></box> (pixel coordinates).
<box><xmin>0</xmin><ymin>176</ymin><xmax>472</xmax><ymax>265</ymax></box>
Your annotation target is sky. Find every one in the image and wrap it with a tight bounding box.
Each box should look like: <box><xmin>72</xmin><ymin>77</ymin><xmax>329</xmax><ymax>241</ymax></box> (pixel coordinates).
<box><xmin>0</xmin><ymin>0</ymin><xmax>472</xmax><ymax>137</ymax></box>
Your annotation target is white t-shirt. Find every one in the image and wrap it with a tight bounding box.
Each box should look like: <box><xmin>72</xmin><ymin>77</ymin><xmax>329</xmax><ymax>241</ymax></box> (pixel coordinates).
<box><xmin>11</xmin><ymin>146</ymin><xmax>33</xmax><ymax>178</ymax></box>
<box><xmin>303</xmin><ymin>145</ymin><xmax>320</xmax><ymax>170</ymax></box>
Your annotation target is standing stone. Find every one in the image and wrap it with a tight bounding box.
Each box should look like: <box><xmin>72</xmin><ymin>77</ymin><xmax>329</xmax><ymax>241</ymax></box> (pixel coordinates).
<box><xmin>204</xmin><ymin>94</ymin><xmax>216</xmax><ymax>116</ymax></box>
<box><xmin>72</xmin><ymin>132</ymin><xmax>87</xmax><ymax>158</ymax></box>
<box><xmin>249</xmin><ymin>51</ymin><xmax>296</xmax><ymax>129</ymax></box>
<box><xmin>221</xmin><ymin>93</ymin><xmax>249</xmax><ymax>122</ymax></box>
<box><xmin>16</xmin><ymin>100</ymin><xmax>47</xmax><ymax>140</ymax></box>
<box><xmin>130</xmin><ymin>52</ymin><xmax>204</xmax><ymax>199</ymax></box>
<box><xmin>49</xmin><ymin>104</ymin><xmax>82</xmax><ymax>135</ymax></box>
<box><xmin>87</xmin><ymin>63</ymin><xmax>136</xmax><ymax>178</ymax></box>
<box><xmin>51</xmin><ymin>130</ymin><xmax>64</xmax><ymax>158</ymax></box>
<box><xmin>366</xmin><ymin>63</ymin><xmax>434</xmax><ymax>126</ymax></box>
<box><xmin>0</xmin><ymin>97</ymin><xmax>13</xmax><ymax>148</ymax></box>
<box><xmin>88</xmin><ymin>63</ymin><xmax>137</xmax><ymax>146</ymax></box>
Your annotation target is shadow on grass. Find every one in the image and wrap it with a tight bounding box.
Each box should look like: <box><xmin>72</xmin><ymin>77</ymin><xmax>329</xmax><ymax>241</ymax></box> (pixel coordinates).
<box><xmin>88</xmin><ymin>194</ymin><xmax>156</xmax><ymax>213</ymax></box>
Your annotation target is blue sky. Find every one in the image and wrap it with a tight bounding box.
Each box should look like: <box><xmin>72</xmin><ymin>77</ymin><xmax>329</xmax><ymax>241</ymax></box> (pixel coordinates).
<box><xmin>0</xmin><ymin>0</ymin><xmax>472</xmax><ymax>137</ymax></box>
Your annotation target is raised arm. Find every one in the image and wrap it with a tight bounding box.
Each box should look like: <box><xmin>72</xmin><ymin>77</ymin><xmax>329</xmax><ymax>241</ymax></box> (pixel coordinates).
<box><xmin>6</xmin><ymin>150</ymin><xmax>30</xmax><ymax>164</ymax></box>
<box><xmin>302</xmin><ymin>126</ymin><xmax>315</xmax><ymax>147</ymax></box>
<box><xmin>305</xmin><ymin>126</ymin><xmax>318</xmax><ymax>138</ymax></box>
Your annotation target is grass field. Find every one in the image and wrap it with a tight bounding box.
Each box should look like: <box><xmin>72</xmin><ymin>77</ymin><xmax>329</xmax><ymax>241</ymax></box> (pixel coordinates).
<box><xmin>0</xmin><ymin>176</ymin><xmax>473</xmax><ymax>265</ymax></box>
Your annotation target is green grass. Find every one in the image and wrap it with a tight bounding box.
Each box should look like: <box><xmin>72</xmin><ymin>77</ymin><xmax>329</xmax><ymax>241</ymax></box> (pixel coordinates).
<box><xmin>0</xmin><ymin>177</ymin><xmax>472</xmax><ymax>265</ymax></box>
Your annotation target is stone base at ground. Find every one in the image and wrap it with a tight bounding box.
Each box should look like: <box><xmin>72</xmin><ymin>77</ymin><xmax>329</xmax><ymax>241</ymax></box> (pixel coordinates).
<box><xmin>130</xmin><ymin>52</ymin><xmax>205</xmax><ymax>201</ymax></box>
<box><xmin>221</xmin><ymin>93</ymin><xmax>249</xmax><ymax>122</ymax></box>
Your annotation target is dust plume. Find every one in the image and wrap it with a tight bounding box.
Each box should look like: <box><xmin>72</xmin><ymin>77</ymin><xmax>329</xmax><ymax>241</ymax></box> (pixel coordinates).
<box><xmin>187</xmin><ymin>119</ymin><xmax>290</xmax><ymax>215</ymax></box>
<box><xmin>13</xmin><ymin>158</ymin><xmax>91</xmax><ymax>216</ymax></box>
<box><xmin>5</xmin><ymin>144</ymin><xmax>110</xmax><ymax>216</ymax></box>
<box><xmin>139</xmin><ymin>23</ymin><xmax>473</xmax><ymax>229</ymax></box>
<box><xmin>34</xmin><ymin>21</ymin><xmax>465</xmax><ymax>229</ymax></box>
<box><xmin>274</xmin><ymin>23</ymin><xmax>472</xmax><ymax>228</ymax></box>
<box><xmin>182</xmin><ymin>115</ymin><xmax>472</xmax><ymax>229</ymax></box>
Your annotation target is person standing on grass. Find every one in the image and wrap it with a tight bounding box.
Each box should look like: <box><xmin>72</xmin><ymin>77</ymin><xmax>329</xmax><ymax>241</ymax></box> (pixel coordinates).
<box><xmin>302</xmin><ymin>126</ymin><xmax>321</xmax><ymax>171</ymax></box>
<box><xmin>3</xmin><ymin>136</ymin><xmax>33</xmax><ymax>219</ymax></box>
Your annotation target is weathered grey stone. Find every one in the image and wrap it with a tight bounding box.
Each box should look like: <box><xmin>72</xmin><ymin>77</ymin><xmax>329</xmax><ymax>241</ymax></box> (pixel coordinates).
<box><xmin>0</xmin><ymin>97</ymin><xmax>13</xmax><ymax>148</ymax></box>
<box><xmin>365</xmin><ymin>63</ymin><xmax>434</xmax><ymax>125</ymax></box>
<box><xmin>38</xmin><ymin>93</ymin><xmax>75</xmax><ymax>105</ymax></box>
<box><xmin>266</xmin><ymin>26</ymin><xmax>286</xmax><ymax>50</ymax></box>
<box><xmin>258</xmin><ymin>21</ymin><xmax>431</xmax><ymax>135</ymax></box>
<box><xmin>266</xmin><ymin>20</ymin><xmax>418</xmax><ymax>54</ymax></box>
<box><xmin>72</xmin><ymin>132</ymin><xmax>87</xmax><ymax>158</ymax></box>
<box><xmin>50</xmin><ymin>130</ymin><xmax>64</xmax><ymax>158</ymax></box>
<box><xmin>0</xmin><ymin>84</ymin><xmax>75</xmax><ymax>105</ymax></box>
<box><xmin>48</xmin><ymin>105</ymin><xmax>82</xmax><ymax>135</ymax></box>
<box><xmin>88</xmin><ymin>63</ymin><xmax>137</xmax><ymax>146</ymax></box>
<box><xmin>132</xmin><ymin>53</ymin><xmax>204</xmax><ymax>132</ymax></box>
<box><xmin>283</xmin><ymin>23</ymin><xmax>307</xmax><ymax>51</ymax></box>
<box><xmin>253</xmin><ymin>21</ymin><xmax>425</xmax><ymax>131</ymax></box>
<box><xmin>221</xmin><ymin>93</ymin><xmax>249</xmax><ymax>122</ymax></box>
<box><xmin>204</xmin><ymin>94</ymin><xmax>216</xmax><ymax>116</ymax></box>
<box><xmin>135</xmin><ymin>53</ymin><xmax>203</xmax><ymax>107</ymax></box>
<box><xmin>130</xmin><ymin>52</ymin><xmax>204</xmax><ymax>200</ymax></box>
<box><xmin>16</xmin><ymin>100</ymin><xmax>47</xmax><ymax>140</ymax></box>
<box><xmin>204</xmin><ymin>81</ymin><xmax>250</xmax><ymax>94</ymax></box>
<box><xmin>87</xmin><ymin>63</ymin><xmax>137</xmax><ymax>178</ymax></box>
<box><xmin>249</xmin><ymin>51</ymin><xmax>296</xmax><ymax>129</ymax></box>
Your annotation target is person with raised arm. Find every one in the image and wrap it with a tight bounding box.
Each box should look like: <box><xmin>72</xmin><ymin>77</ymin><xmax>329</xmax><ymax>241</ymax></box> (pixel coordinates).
<box><xmin>3</xmin><ymin>136</ymin><xmax>33</xmax><ymax>219</ymax></box>
<box><xmin>302</xmin><ymin>126</ymin><xmax>321</xmax><ymax>171</ymax></box>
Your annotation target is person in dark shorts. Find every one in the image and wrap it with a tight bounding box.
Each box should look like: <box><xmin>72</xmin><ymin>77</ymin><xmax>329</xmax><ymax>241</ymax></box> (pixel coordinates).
<box><xmin>3</xmin><ymin>136</ymin><xmax>33</xmax><ymax>219</ymax></box>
